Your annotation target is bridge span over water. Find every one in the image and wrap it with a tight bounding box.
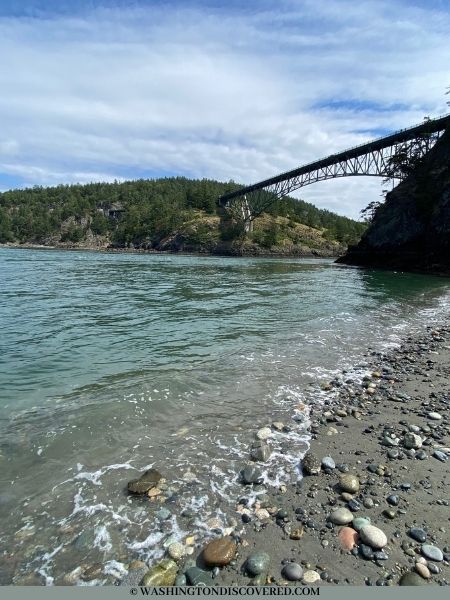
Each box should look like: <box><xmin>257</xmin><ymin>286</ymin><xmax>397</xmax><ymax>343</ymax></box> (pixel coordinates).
<box><xmin>219</xmin><ymin>113</ymin><xmax>450</xmax><ymax>229</ymax></box>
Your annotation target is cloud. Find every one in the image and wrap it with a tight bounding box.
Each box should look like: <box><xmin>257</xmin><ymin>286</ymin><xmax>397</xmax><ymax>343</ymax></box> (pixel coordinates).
<box><xmin>0</xmin><ymin>0</ymin><xmax>449</xmax><ymax>219</ymax></box>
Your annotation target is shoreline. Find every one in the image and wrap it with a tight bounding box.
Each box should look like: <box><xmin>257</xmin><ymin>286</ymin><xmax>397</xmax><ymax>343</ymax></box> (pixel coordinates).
<box><xmin>0</xmin><ymin>242</ymin><xmax>343</xmax><ymax>260</ymax></box>
<box><xmin>120</xmin><ymin>322</ymin><xmax>450</xmax><ymax>587</ymax></box>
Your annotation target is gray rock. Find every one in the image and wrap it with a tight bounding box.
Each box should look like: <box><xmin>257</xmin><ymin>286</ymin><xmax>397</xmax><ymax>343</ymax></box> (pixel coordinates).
<box><xmin>428</xmin><ymin>412</ymin><xmax>442</xmax><ymax>420</ymax></box>
<box><xmin>339</xmin><ymin>473</ymin><xmax>360</xmax><ymax>494</ymax></box>
<box><xmin>352</xmin><ymin>516</ymin><xmax>371</xmax><ymax>532</ymax></box>
<box><xmin>432</xmin><ymin>450</ymin><xmax>448</xmax><ymax>462</ymax></box>
<box><xmin>399</xmin><ymin>571</ymin><xmax>427</xmax><ymax>586</ymax></box>
<box><xmin>329</xmin><ymin>507</ymin><xmax>354</xmax><ymax>525</ymax></box>
<box><xmin>403</xmin><ymin>433</ymin><xmax>422</xmax><ymax>450</ymax></box>
<box><xmin>246</xmin><ymin>551</ymin><xmax>270</xmax><ymax>576</ymax></box>
<box><xmin>156</xmin><ymin>508</ymin><xmax>171</xmax><ymax>521</ymax></box>
<box><xmin>408</xmin><ymin>528</ymin><xmax>427</xmax><ymax>543</ymax></box>
<box><xmin>282</xmin><ymin>563</ymin><xmax>303</xmax><ymax>581</ymax></box>
<box><xmin>241</xmin><ymin>466</ymin><xmax>264</xmax><ymax>485</ymax></box>
<box><xmin>250</xmin><ymin>441</ymin><xmax>272</xmax><ymax>462</ymax></box>
<box><xmin>302</xmin><ymin>452</ymin><xmax>321</xmax><ymax>475</ymax></box>
<box><xmin>359</xmin><ymin>525</ymin><xmax>388</xmax><ymax>549</ymax></box>
<box><xmin>421</xmin><ymin>544</ymin><xmax>443</xmax><ymax>562</ymax></box>
<box><xmin>185</xmin><ymin>567</ymin><xmax>213</xmax><ymax>586</ymax></box>
<box><xmin>322</xmin><ymin>456</ymin><xmax>336</xmax><ymax>470</ymax></box>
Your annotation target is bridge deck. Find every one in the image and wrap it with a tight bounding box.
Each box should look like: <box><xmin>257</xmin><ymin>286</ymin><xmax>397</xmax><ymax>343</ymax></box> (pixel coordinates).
<box><xmin>220</xmin><ymin>113</ymin><xmax>450</xmax><ymax>204</ymax></box>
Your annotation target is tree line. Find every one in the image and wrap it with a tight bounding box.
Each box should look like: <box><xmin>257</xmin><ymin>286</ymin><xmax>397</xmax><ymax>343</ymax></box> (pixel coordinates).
<box><xmin>0</xmin><ymin>177</ymin><xmax>366</xmax><ymax>247</ymax></box>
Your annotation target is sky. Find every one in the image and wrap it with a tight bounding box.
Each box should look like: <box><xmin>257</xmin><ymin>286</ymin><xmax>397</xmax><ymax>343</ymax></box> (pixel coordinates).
<box><xmin>0</xmin><ymin>0</ymin><xmax>449</xmax><ymax>219</ymax></box>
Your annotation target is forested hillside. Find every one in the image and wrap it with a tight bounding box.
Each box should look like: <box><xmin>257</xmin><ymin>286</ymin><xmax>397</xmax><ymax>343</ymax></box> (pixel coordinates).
<box><xmin>0</xmin><ymin>177</ymin><xmax>366</xmax><ymax>255</ymax></box>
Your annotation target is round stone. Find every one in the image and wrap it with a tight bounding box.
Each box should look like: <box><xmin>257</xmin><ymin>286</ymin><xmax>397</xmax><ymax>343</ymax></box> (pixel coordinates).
<box><xmin>352</xmin><ymin>516</ymin><xmax>371</xmax><ymax>532</ymax></box>
<box><xmin>322</xmin><ymin>456</ymin><xmax>336</xmax><ymax>470</ymax></box>
<box><xmin>415</xmin><ymin>563</ymin><xmax>431</xmax><ymax>579</ymax></box>
<box><xmin>329</xmin><ymin>507</ymin><xmax>354</xmax><ymax>525</ymax></box>
<box><xmin>399</xmin><ymin>571</ymin><xmax>427</xmax><ymax>586</ymax></box>
<box><xmin>338</xmin><ymin>526</ymin><xmax>358</xmax><ymax>550</ymax></box>
<box><xmin>386</xmin><ymin>494</ymin><xmax>399</xmax><ymax>506</ymax></box>
<box><xmin>203</xmin><ymin>537</ymin><xmax>237</xmax><ymax>567</ymax></box>
<box><xmin>302</xmin><ymin>570</ymin><xmax>320</xmax><ymax>584</ymax></box>
<box><xmin>339</xmin><ymin>473</ymin><xmax>360</xmax><ymax>494</ymax></box>
<box><xmin>428</xmin><ymin>412</ymin><xmax>442</xmax><ymax>420</ymax></box>
<box><xmin>167</xmin><ymin>542</ymin><xmax>185</xmax><ymax>560</ymax></box>
<box><xmin>282</xmin><ymin>563</ymin><xmax>303</xmax><ymax>581</ymax></box>
<box><xmin>256</xmin><ymin>427</ymin><xmax>272</xmax><ymax>441</ymax></box>
<box><xmin>408</xmin><ymin>528</ymin><xmax>427</xmax><ymax>543</ymax></box>
<box><xmin>359</xmin><ymin>525</ymin><xmax>388</xmax><ymax>549</ymax></box>
<box><xmin>421</xmin><ymin>544</ymin><xmax>443</xmax><ymax>562</ymax></box>
<box><xmin>246</xmin><ymin>551</ymin><xmax>270</xmax><ymax>576</ymax></box>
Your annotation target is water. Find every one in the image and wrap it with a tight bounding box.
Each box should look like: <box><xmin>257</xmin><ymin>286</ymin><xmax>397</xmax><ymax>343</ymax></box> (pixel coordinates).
<box><xmin>0</xmin><ymin>247</ymin><xmax>449</xmax><ymax>584</ymax></box>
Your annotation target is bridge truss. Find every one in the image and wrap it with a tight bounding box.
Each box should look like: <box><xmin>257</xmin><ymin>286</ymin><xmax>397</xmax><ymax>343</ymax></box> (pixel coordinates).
<box><xmin>219</xmin><ymin>113</ymin><xmax>450</xmax><ymax>230</ymax></box>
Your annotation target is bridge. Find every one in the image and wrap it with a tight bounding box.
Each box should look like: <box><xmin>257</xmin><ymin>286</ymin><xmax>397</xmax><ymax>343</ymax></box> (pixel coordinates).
<box><xmin>219</xmin><ymin>113</ymin><xmax>450</xmax><ymax>231</ymax></box>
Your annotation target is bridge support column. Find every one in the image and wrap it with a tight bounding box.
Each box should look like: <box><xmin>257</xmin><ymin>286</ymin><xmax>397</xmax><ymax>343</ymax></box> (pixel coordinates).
<box><xmin>241</xmin><ymin>195</ymin><xmax>253</xmax><ymax>233</ymax></box>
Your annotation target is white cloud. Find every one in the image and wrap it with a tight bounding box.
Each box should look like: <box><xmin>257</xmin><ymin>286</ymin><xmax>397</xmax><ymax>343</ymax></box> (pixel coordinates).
<box><xmin>0</xmin><ymin>0</ymin><xmax>449</xmax><ymax>219</ymax></box>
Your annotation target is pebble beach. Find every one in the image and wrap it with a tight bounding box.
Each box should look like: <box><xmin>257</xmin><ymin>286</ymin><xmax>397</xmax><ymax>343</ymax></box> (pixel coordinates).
<box><xmin>121</xmin><ymin>323</ymin><xmax>450</xmax><ymax>587</ymax></box>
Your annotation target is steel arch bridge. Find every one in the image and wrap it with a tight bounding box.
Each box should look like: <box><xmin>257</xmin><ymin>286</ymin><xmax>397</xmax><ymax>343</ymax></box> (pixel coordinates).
<box><xmin>218</xmin><ymin>113</ymin><xmax>450</xmax><ymax>229</ymax></box>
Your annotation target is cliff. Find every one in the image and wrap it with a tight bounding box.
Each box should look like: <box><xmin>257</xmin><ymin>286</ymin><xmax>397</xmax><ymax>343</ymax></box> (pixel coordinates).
<box><xmin>337</xmin><ymin>126</ymin><xmax>450</xmax><ymax>276</ymax></box>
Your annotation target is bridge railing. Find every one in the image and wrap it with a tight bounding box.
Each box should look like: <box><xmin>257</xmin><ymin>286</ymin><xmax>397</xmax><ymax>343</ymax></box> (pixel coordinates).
<box><xmin>220</xmin><ymin>112</ymin><xmax>450</xmax><ymax>203</ymax></box>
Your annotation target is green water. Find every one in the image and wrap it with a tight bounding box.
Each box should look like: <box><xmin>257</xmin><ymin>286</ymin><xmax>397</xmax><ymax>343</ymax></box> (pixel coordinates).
<box><xmin>0</xmin><ymin>247</ymin><xmax>448</xmax><ymax>584</ymax></box>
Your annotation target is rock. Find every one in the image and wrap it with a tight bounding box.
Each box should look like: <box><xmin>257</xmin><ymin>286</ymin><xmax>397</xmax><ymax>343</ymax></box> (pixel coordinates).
<box><xmin>202</xmin><ymin>537</ymin><xmax>236</xmax><ymax>567</ymax></box>
<box><xmin>359</xmin><ymin>525</ymin><xmax>388</xmax><ymax>549</ymax></box>
<box><xmin>322</xmin><ymin>456</ymin><xmax>336</xmax><ymax>470</ymax></box>
<box><xmin>302</xmin><ymin>452</ymin><xmax>321</xmax><ymax>475</ymax></box>
<box><xmin>282</xmin><ymin>563</ymin><xmax>303</xmax><ymax>581</ymax></box>
<box><xmin>127</xmin><ymin>468</ymin><xmax>162</xmax><ymax>494</ymax></box>
<box><xmin>156</xmin><ymin>508</ymin><xmax>171</xmax><ymax>521</ymax></box>
<box><xmin>415</xmin><ymin>564</ymin><xmax>431</xmax><ymax>579</ymax></box>
<box><xmin>386</xmin><ymin>494</ymin><xmax>399</xmax><ymax>506</ymax></box>
<box><xmin>175</xmin><ymin>574</ymin><xmax>187</xmax><ymax>586</ymax></box>
<box><xmin>338</xmin><ymin>527</ymin><xmax>358</xmax><ymax>550</ymax></box>
<box><xmin>363</xmin><ymin>497</ymin><xmax>374</xmax><ymax>509</ymax></box>
<box><xmin>185</xmin><ymin>567</ymin><xmax>213</xmax><ymax>586</ymax></box>
<box><xmin>432</xmin><ymin>450</ymin><xmax>448</xmax><ymax>462</ymax></box>
<box><xmin>352</xmin><ymin>517</ymin><xmax>371</xmax><ymax>532</ymax></box>
<box><xmin>141</xmin><ymin>559</ymin><xmax>177</xmax><ymax>586</ymax></box>
<box><xmin>339</xmin><ymin>473</ymin><xmax>360</xmax><ymax>494</ymax></box>
<box><xmin>206</xmin><ymin>517</ymin><xmax>223</xmax><ymax>530</ymax></box>
<box><xmin>290</xmin><ymin>527</ymin><xmax>304</xmax><ymax>540</ymax></box>
<box><xmin>245</xmin><ymin>551</ymin><xmax>270</xmax><ymax>576</ymax></box>
<box><xmin>272</xmin><ymin>422</ymin><xmax>284</xmax><ymax>431</ymax></box>
<box><xmin>302</xmin><ymin>570</ymin><xmax>320</xmax><ymax>584</ymax></box>
<box><xmin>147</xmin><ymin>487</ymin><xmax>162</xmax><ymax>498</ymax></box>
<box><xmin>167</xmin><ymin>543</ymin><xmax>185</xmax><ymax>561</ymax></box>
<box><xmin>403</xmin><ymin>433</ymin><xmax>422</xmax><ymax>450</ymax></box>
<box><xmin>359</xmin><ymin>544</ymin><xmax>374</xmax><ymax>560</ymax></box>
<box><xmin>256</xmin><ymin>427</ymin><xmax>272</xmax><ymax>440</ymax></box>
<box><xmin>421</xmin><ymin>544</ymin><xmax>443</xmax><ymax>562</ymax></box>
<box><xmin>329</xmin><ymin>507</ymin><xmax>354</xmax><ymax>525</ymax></box>
<box><xmin>428</xmin><ymin>412</ymin><xmax>442</xmax><ymax>420</ymax></box>
<box><xmin>255</xmin><ymin>508</ymin><xmax>270</xmax><ymax>520</ymax></box>
<box><xmin>241</xmin><ymin>466</ymin><xmax>263</xmax><ymax>485</ymax></box>
<box><xmin>399</xmin><ymin>571</ymin><xmax>427</xmax><ymax>586</ymax></box>
<box><xmin>408</xmin><ymin>528</ymin><xmax>427</xmax><ymax>543</ymax></box>
<box><xmin>250</xmin><ymin>441</ymin><xmax>272</xmax><ymax>462</ymax></box>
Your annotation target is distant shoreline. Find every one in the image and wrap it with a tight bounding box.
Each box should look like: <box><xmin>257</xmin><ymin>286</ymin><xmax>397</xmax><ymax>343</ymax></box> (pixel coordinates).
<box><xmin>0</xmin><ymin>242</ymin><xmax>343</xmax><ymax>260</ymax></box>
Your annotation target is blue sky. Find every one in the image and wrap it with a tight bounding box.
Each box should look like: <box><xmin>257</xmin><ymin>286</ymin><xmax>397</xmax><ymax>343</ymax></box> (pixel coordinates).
<box><xmin>0</xmin><ymin>0</ymin><xmax>449</xmax><ymax>218</ymax></box>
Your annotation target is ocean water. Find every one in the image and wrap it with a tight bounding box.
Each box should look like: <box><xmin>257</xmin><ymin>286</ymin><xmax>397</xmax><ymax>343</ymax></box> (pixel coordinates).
<box><xmin>0</xmin><ymin>247</ymin><xmax>449</xmax><ymax>584</ymax></box>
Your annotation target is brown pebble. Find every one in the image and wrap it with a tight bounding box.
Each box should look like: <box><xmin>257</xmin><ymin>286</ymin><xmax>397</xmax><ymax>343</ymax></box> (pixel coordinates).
<box><xmin>202</xmin><ymin>537</ymin><xmax>237</xmax><ymax>567</ymax></box>
<box><xmin>338</xmin><ymin>527</ymin><xmax>359</xmax><ymax>550</ymax></box>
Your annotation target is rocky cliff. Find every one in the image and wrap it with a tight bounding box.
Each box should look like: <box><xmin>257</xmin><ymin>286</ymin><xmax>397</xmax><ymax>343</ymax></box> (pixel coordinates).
<box><xmin>337</xmin><ymin>126</ymin><xmax>450</xmax><ymax>276</ymax></box>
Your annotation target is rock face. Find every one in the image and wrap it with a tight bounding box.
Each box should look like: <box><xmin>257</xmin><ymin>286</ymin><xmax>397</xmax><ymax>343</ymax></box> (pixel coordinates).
<box><xmin>337</xmin><ymin>125</ymin><xmax>450</xmax><ymax>275</ymax></box>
